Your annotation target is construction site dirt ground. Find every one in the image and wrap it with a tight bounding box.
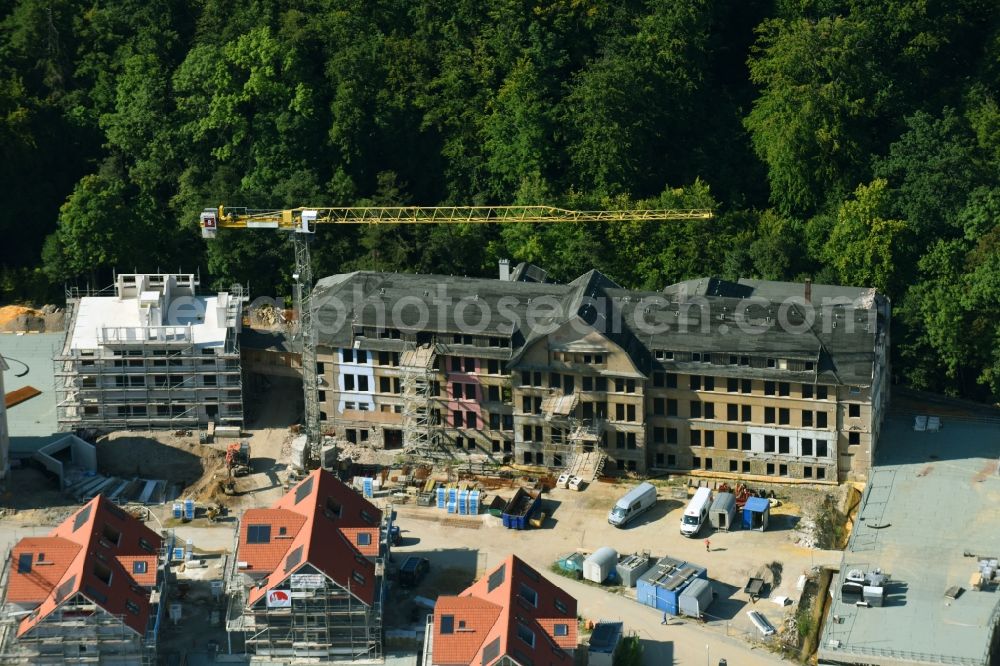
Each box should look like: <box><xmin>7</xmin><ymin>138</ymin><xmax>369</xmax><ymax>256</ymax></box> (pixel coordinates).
<box><xmin>385</xmin><ymin>478</ymin><xmax>846</xmax><ymax>662</ymax></box>
<box><xmin>0</xmin><ymin>304</ymin><xmax>64</xmax><ymax>333</ymax></box>
<box><xmin>0</xmin><ymin>375</ymin><xmax>302</xmax><ymax>529</ymax></box>
<box><xmin>158</xmin><ymin>553</ymin><xmax>240</xmax><ymax>661</ymax></box>
<box><xmin>149</xmin><ymin>374</ymin><xmax>304</xmax><ymax>526</ymax></box>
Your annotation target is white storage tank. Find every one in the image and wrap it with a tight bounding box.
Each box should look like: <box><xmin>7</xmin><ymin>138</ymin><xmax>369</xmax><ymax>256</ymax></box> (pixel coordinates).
<box><xmin>583</xmin><ymin>547</ymin><xmax>618</xmax><ymax>584</ymax></box>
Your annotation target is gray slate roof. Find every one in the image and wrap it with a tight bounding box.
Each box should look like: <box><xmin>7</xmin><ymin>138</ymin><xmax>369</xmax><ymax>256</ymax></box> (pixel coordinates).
<box><xmin>312</xmin><ymin>270</ymin><xmax>887</xmax><ymax>387</ymax></box>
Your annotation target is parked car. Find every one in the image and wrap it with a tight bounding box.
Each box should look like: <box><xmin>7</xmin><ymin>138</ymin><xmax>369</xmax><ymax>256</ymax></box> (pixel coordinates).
<box><xmin>399</xmin><ymin>556</ymin><xmax>430</xmax><ymax>587</ymax></box>
<box><xmin>556</xmin><ymin>473</ymin><xmax>572</xmax><ymax>489</ymax></box>
<box><xmin>568</xmin><ymin>475</ymin><xmax>585</xmax><ymax>491</ymax></box>
<box><xmin>680</xmin><ymin>487</ymin><xmax>713</xmax><ymax>537</ymax></box>
<box><xmin>608</xmin><ymin>482</ymin><xmax>657</xmax><ymax>527</ymax></box>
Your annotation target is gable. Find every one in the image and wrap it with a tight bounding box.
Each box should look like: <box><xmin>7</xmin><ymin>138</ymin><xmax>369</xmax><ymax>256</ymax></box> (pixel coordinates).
<box><xmin>514</xmin><ymin>319</ymin><xmax>644</xmax><ymax>378</ymax></box>
<box><xmin>13</xmin><ymin>496</ymin><xmax>163</xmax><ymax>638</ymax></box>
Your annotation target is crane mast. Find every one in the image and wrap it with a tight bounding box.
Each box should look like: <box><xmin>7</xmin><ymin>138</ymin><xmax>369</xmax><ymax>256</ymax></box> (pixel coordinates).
<box><xmin>200</xmin><ymin>205</ymin><xmax>712</xmax><ymax>467</ymax></box>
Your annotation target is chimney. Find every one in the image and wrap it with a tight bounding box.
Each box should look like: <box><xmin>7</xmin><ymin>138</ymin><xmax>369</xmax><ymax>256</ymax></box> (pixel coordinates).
<box><xmin>499</xmin><ymin>259</ymin><xmax>511</xmax><ymax>281</ymax></box>
<box><xmin>804</xmin><ymin>279</ymin><xmax>812</xmax><ymax>304</ymax></box>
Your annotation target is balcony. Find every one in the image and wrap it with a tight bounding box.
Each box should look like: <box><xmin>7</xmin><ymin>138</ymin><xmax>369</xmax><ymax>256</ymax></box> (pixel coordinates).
<box><xmin>98</xmin><ymin>326</ymin><xmax>192</xmax><ymax>346</ymax></box>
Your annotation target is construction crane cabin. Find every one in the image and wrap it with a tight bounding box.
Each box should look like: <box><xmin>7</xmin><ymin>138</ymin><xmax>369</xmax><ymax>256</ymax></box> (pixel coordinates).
<box><xmin>200</xmin><ymin>205</ymin><xmax>713</xmax><ymax>468</ymax></box>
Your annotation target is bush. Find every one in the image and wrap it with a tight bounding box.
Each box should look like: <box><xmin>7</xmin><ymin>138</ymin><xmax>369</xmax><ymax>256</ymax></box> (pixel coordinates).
<box><xmin>613</xmin><ymin>635</ymin><xmax>642</xmax><ymax>666</ymax></box>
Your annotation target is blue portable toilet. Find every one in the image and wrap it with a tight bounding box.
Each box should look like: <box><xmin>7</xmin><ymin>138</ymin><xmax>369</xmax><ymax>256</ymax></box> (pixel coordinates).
<box><xmin>457</xmin><ymin>490</ymin><xmax>469</xmax><ymax>515</ymax></box>
<box><xmin>172</xmin><ymin>503</ymin><xmax>183</xmax><ymax>519</ymax></box>
<box><xmin>742</xmin><ymin>497</ymin><xmax>770</xmax><ymax>531</ymax></box>
<box><xmin>470</xmin><ymin>491</ymin><xmax>480</xmax><ymax>515</ymax></box>
<box><xmin>362</xmin><ymin>477</ymin><xmax>374</xmax><ymax>498</ymax></box>
<box><xmin>183</xmin><ymin>499</ymin><xmax>195</xmax><ymax>521</ymax></box>
<box><xmin>437</xmin><ymin>487</ymin><xmax>446</xmax><ymax>509</ymax></box>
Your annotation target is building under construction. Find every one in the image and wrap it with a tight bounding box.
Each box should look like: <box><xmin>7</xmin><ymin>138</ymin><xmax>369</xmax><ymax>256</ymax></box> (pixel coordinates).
<box><xmin>0</xmin><ymin>495</ymin><xmax>169</xmax><ymax>665</ymax></box>
<box><xmin>312</xmin><ymin>265</ymin><xmax>890</xmax><ymax>483</ymax></box>
<box><xmin>54</xmin><ymin>273</ymin><xmax>246</xmax><ymax>431</ymax></box>
<box><xmin>226</xmin><ymin>469</ymin><xmax>387</xmax><ymax>662</ymax></box>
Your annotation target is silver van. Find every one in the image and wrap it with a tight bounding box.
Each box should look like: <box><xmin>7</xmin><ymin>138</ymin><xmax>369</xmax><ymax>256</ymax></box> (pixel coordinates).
<box><xmin>608</xmin><ymin>482</ymin><xmax>657</xmax><ymax>527</ymax></box>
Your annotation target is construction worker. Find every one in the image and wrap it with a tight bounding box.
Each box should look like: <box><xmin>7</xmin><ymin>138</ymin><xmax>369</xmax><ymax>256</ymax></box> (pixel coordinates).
<box><xmin>705</xmin><ymin>539</ymin><xmax>711</xmax><ymax>552</ymax></box>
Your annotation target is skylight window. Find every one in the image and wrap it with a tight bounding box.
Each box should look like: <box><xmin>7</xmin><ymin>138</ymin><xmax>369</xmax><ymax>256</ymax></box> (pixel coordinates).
<box><xmin>73</xmin><ymin>505</ymin><xmax>92</xmax><ymax>532</ymax></box>
<box><xmin>284</xmin><ymin>545</ymin><xmax>303</xmax><ymax>572</ymax></box>
<box><xmin>519</xmin><ymin>583</ymin><xmax>538</xmax><ymax>607</ymax></box>
<box><xmin>247</xmin><ymin>525</ymin><xmax>271</xmax><ymax>544</ymax></box>
<box><xmin>294</xmin><ymin>477</ymin><xmax>314</xmax><ymax>504</ymax></box>
<box><xmin>487</xmin><ymin>564</ymin><xmax>505</xmax><ymax>592</ymax></box>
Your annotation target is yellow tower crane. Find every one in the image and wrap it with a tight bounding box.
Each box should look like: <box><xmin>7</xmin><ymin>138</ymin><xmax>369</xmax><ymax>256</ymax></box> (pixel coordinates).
<box><xmin>200</xmin><ymin>205</ymin><xmax>713</xmax><ymax>465</ymax></box>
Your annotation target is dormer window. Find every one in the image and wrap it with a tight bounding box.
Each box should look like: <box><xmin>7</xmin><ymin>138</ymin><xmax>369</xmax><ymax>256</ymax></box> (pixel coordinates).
<box><xmin>101</xmin><ymin>524</ymin><xmax>122</xmax><ymax>547</ymax></box>
<box><xmin>326</xmin><ymin>497</ymin><xmax>342</xmax><ymax>517</ymax></box>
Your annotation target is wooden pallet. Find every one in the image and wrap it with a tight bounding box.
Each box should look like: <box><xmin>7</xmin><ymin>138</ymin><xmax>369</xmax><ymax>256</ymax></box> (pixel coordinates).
<box><xmin>4</xmin><ymin>385</ymin><xmax>40</xmax><ymax>409</ymax></box>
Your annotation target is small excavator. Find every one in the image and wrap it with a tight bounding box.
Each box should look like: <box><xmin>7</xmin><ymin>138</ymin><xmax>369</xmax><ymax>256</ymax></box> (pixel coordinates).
<box><xmin>223</xmin><ymin>441</ymin><xmax>251</xmax><ymax>494</ymax></box>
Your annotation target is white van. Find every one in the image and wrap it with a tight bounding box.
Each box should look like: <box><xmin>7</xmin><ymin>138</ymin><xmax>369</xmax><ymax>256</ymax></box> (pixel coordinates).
<box><xmin>608</xmin><ymin>482</ymin><xmax>657</xmax><ymax>527</ymax></box>
<box><xmin>680</xmin><ymin>487</ymin><xmax>713</xmax><ymax>537</ymax></box>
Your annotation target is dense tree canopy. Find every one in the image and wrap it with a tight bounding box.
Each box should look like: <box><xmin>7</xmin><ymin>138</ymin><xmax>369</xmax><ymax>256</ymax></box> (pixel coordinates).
<box><xmin>1</xmin><ymin>0</ymin><xmax>999</xmax><ymax>402</ymax></box>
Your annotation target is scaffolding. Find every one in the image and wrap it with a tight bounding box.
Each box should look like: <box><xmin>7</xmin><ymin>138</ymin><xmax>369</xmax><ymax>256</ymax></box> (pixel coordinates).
<box><xmin>227</xmin><ymin>570</ymin><xmax>383</xmax><ymax>659</ymax></box>
<box><xmin>400</xmin><ymin>345</ymin><xmax>436</xmax><ymax>451</ymax></box>
<box><xmin>54</xmin><ymin>278</ymin><xmax>246</xmax><ymax>432</ymax></box>
<box><xmin>0</xmin><ymin>538</ymin><xmax>170</xmax><ymax>666</ymax></box>
<box><xmin>0</xmin><ymin>603</ymin><xmax>155</xmax><ymax>665</ymax></box>
<box><xmin>225</xmin><ymin>521</ymin><xmax>384</xmax><ymax>662</ymax></box>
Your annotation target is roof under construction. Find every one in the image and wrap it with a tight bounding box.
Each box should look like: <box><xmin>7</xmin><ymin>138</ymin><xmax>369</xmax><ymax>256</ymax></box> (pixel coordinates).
<box><xmin>237</xmin><ymin>469</ymin><xmax>382</xmax><ymax>607</ymax></box>
<box><xmin>312</xmin><ymin>269</ymin><xmax>887</xmax><ymax>386</ymax></box>
<box><xmin>430</xmin><ymin>554</ymin><xmax>577</xmax><ymax>666</ymax></box>
<box><xmin>7</xmin><ymin>494</ymin><xmax>163</xmax><ymax>637</ymax></box>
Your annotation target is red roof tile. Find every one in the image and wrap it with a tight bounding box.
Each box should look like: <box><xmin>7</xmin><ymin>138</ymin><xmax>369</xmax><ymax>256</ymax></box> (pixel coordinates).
<box><xmin>237</xmin><ymin>469</ymin><xmax>382</xmax><ymax>608</ymax></box>
<box><xmin>6</xmin><ymin>537</ymin><xmax>80</xmax><ymax>604</ymax></box>
<box><xmin>431</xmin><ymin>596</ymin><xmax>502</xmax><ymax>665</ymax></box>
<box><xmin>10</xmin><ymin>495</ymin><xmax>163</xmax><ymax>638</ymax></box>
<box><xmin>431</xmin><ymin>555</ymin><xmax>577</xmax><ymax>666</ymax></box>
<box><xmin>238</xmin><ymin>509</ymin><xmax>307</xmax><ymax>573</ymax></box>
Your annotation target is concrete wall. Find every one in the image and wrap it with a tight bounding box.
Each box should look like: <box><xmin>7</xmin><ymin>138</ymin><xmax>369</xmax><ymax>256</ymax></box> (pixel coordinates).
<box><xmin>0</xmin><ymin>356</ymin><xmax>8</xmax><ymax>481</ymax></box>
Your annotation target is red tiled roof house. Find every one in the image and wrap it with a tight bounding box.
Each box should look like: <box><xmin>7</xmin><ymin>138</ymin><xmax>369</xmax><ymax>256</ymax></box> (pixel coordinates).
<box><xmin>423</xmin><ymin>555</ymin><xmax>577</xmax><ymax>666</ymax></box>
<box><xmin>227</xmin><ymin>469</ymin><xmax>385</xmax><ymax>661</ymax></box>
<box><xmin>0</xmin><ymin>495</ymin><xmax>167</xmax><ymax>665</ymax></box>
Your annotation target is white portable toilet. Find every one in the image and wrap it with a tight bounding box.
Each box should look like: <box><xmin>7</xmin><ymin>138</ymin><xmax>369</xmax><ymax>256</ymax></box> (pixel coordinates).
<box><xmin>583</xmin><ymin>547</ymin><xmax>618</xmax><ymax>584</ymax></box>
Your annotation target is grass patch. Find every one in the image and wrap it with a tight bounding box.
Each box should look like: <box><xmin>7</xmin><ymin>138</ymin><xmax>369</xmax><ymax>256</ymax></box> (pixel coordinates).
<box><xmin>549</xmin><ymin>562</ymin><xmax>624</xmax><ymax>591</ymax></box>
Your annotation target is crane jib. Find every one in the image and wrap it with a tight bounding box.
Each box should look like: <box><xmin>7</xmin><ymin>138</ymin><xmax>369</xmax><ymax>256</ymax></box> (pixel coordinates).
<box><xmin>198</xmin><ymin>202</ymin><xmax>713</xmax><ymax>466</ymax></box>
<box><xmin>200</xmin><ymin>206</ymin><xmax>712</xmax><ymax>238</ymax></box>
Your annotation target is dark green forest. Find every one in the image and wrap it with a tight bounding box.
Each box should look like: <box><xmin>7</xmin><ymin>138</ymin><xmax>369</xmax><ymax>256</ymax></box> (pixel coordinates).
<box><xmin>1</xmin><ymin>0</ymin><xmax>999</xmax><ymax>401</ymax></box>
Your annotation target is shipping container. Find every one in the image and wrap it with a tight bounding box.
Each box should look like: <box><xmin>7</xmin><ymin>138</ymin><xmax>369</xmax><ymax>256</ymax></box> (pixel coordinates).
<box><xmin>678</xmin><ymin>577</ymin><xmax>714</xmax><ymax>618</ymax></box>
<box><xmin>501</xmin><ymin>488</ymin><xmax>541</xmax><ymax>529</ymax></box>
<box><xmin>709</xmin><ymin>492</ymin><xmax>737</xmax><ymax>531</ymax></box>
<box><xmin>636</xmin><ymin>556</ymin><xmax>707</xmax><ymax>615</ymax></box>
